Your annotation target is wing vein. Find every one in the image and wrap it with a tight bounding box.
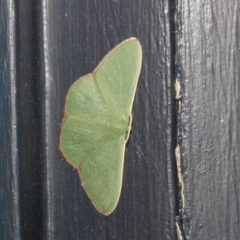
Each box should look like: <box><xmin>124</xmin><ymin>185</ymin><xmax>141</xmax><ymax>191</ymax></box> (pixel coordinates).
<box><xmin>93</xmin><ymin>74</ymin><xmax>121</xmax><ymax>120</ymax></box>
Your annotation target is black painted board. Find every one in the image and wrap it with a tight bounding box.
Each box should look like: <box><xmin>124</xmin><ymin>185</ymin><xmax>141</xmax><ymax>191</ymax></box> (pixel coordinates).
<box><xmin>40</xmin><ymin>1</ymin><xmax>177</xmax><ymax>239</ymax></box>
<box><xmin>177</xmin><ymin>0</ymin><xmax>240</xmax><ymax>239</ymax></box>
<box><xmin>0</xmin><ymin>1</ymin><xmax>21</xmax><ymax>239</ymax></box>
<box><xmin>14</xmin><ymin>0</ymin><xmax>177</xmax><ymax>240</ymax></box>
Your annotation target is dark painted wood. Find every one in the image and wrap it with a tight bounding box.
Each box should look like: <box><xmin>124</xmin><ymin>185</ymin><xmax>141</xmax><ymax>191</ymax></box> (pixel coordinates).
<box><xmin>177</xmin><ymin>0</ymin><xmax>240</xmax><ymax>239</ymax></box>
<box><xmin>39</xmin><ymin>1</ymin><xmax>177</xmax><ymax>239</ymax></box>
<box><xmin>0</xmin><ymin>1</ymin><xmax>21</xmax><ymax>239</ymax></box>
<box><xmin>0</xmin><ymin>0</ymin><xmax>177</xmax><ymax>239</ymax></box>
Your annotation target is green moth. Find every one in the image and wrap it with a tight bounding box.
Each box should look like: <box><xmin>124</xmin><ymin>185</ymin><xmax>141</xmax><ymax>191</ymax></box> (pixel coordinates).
<box><xmin>60</xmin><ymin>38</ymin><xmax>142</xmax><ymax>215</ymax></box>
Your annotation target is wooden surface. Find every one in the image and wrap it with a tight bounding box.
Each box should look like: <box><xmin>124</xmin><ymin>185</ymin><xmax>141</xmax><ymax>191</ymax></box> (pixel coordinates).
<box><xmin>177</xmin><ymin>0</ymin><xmax>240</xmax><ymax>239</ymax></box>
<box><xmin>0</xmin><ymin>1</ymin><xmax>21</xmax><ymax>239</ymax></box>
<box><xmin>1</xmin><ymin>0</ymin><xmax>177</xmax><ymax>239</ymax></box>
<box><xmin>1</xmin><ymin>0</ymin><xmax>240</xmax><ymax>239</ymax></box>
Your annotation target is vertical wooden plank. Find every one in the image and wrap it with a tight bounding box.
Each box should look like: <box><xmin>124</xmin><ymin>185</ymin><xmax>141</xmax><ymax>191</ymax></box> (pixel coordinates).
<box><xmin>1</xmin><ymin>0</ymin><xmax>178</xmax><ymax>239</ymax></box>
<box><xmin>40</xmin><ymin>0</ymin><xmax>177</xmax><ymax>239</ymax></box>
<box><xmin>0</xmin><ymin>1</ymin><xmax>21</xmax><ymax>239</ymax></box>
<box><xmin>16</xmin><ymin>0</ymin><xmax>44</xmax><ymax>239</ymax></box>
<box><xmin>177</xmin><ymin>0</ymin><xmax>240</xmax><ymax>238</ymax></box>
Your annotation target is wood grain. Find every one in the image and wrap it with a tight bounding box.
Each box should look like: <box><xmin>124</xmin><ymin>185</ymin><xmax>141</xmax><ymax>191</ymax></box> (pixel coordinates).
<box><xmin>3</xmin><ymin>0</ymin><xmax>239</xmax><ymax>239</ymax></box>
<box><xmin>0</xmin><ymin>0</ymin><xmax>177</xmax><ymax>239</ymax></box>
<box><xmin>177</xmin><ymin>0</ymin><xmax>240</xmax><ymax>239</ymax></box>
